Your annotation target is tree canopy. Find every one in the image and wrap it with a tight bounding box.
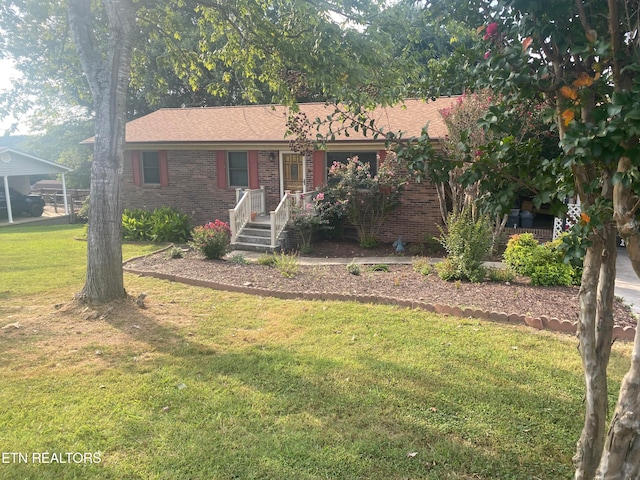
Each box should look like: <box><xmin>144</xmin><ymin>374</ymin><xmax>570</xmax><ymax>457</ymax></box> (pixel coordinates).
<box><xmin>396</xmin><ymin>1</ymin><xmax>640</xmax><ymax>478</ymax></box>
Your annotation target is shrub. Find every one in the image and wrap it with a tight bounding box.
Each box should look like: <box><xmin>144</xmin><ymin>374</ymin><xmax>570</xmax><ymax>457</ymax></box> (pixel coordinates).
<box><xmin>503</xmin><ymin>233</ymin><xmax>553</xmax><ymax>276</ymax></box>
<box><xmin>435</xmin><ymin>258</ymin><xmax>458</xmax><ymax>281</ymax></box>
<box><xmin>273</xmin><ymin>252</ymin><xmax>299</xmax><ymax>278</ymax></box>
<box><xmin>257</xmin><ymin>254</ymin><xmax>277</xmax><ymax>266</ymax></box>
<box><xmin>503</xmin><ymin>233</ymin><xmax>581</xmax><ymax>286</ymax></box>
<box><xmin>165</xmin><ymin>246</ymin><xmax>185</xmax><ymax>259</ymax></box>
<box><xmin>359</xmin><ymin>235</ymin><xmax>378</xmax><ymax>249</ymax></box>
<box><xmin>122</xmin><ymin>207</ymin><xmax>191</xmax><ymax>243</ymax></box>
<box><xmin>438</xmin><ymin>209</ymin><xmax>492</xmax><ymax>283</ymax></box>
<box><xmin>190</xmin><ymin>220</ymin><xmax>231</xmax><ymax>260</ymax></box>
<box><xmin>407</xmin><ymin>243</ymin><xmax>424</xmax><ymax>256</ymax></box>
<box><xmin>530</xmin><ymin>263</ymin><xmax>575</xmax><ymax>287</ymax></box>
<box><xmin>487</xmin><ymin>267</ymin><xmax>516</xmax><ymax>283</ymax></box>
<box><xmin>289</xmin><ymin>196</ymin><xmax>329</xmax><ymax>253</ymax></box>
<box><xmin>229</xmin><ymin>253</ymin><xmax>249</xmax><ymax>265</ymax></box>
<box><xmin>147</xmin><ymin>206</ymin><xmax>191</xmax><ymax>242</ymax></box>
<box><xmin>122</xmin><ymin>208</ymin><xmax>153</xmax><ymax>241</ymax></box>
<box><xmin>412</xmin><ymin>256</ymin><xmax>432</xmax><ymax>276</ymax></box>
<box><xmin>320</xmin><ymin>152</ymin><xmax>408</xmax><ymax>247</ymax></box>
<box><xmin>346</xmin><ymin>260</ymin><xmax>361</xmax><ymax>276</ymax></box>
<box><xmin>368</xmin><ymin>264</ymin><xmax>390</xmax><ymax>272</ymax></box>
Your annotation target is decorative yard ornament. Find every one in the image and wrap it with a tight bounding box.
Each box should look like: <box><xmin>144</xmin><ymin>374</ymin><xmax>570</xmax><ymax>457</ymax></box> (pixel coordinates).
<box><xmin>393</xmin><ymin>236</ymin><xmax>406</xmax><ymax>252</ymax></box>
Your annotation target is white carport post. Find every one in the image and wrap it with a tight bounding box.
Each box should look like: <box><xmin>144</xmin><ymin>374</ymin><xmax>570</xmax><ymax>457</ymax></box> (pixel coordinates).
<box><xmin>3</xmin><ymin>175</ymin><xmax>13</xmax><ymax>224</ymax></box>
<box><xmin>61</xmin><ymin>173</ymin><xmax>69</xmax><ymax>215</ymax></box>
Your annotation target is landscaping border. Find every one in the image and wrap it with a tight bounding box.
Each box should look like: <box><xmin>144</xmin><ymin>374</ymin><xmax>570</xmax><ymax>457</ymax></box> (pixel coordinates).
<box><xmin>123</xmin><ymin>248</ymin><xmax>637</xmax><ymax>342</ymax></box>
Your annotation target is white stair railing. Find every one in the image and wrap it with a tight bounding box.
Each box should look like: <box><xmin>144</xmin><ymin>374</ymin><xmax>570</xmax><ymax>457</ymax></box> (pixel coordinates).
<box><xmin>231</xmin><ymin>187</ymin><xmax>320</xmax><ymax>248</ymax></box>
<box><xmin>229</xmin><ymin>191</ymin><xmax>251</xmax><ymax>243</ymax></box>
<box><xmin>229</xmin><ymin>187</ymin><xmax>268</xmax><ymax>243</ymax></box>
<box><xmin>270</xmin><ymin>192</ymin><xmax>293</xmax><ymax>248</ymax></box>
<box><xmin>269</xmin><ymin>189</ymin><xmax>320</xmax><ymax>248</ymax></box>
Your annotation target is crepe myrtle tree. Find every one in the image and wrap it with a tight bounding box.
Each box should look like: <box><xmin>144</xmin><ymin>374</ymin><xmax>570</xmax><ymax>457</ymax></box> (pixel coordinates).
<box><xmin>403</xmin><ymin>1</ymin><xmax>640</xmax><ymax>478</ymax></box>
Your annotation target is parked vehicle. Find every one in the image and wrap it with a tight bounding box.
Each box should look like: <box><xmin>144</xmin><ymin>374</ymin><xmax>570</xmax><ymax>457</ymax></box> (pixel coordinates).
<box><xmin>0</xmin><ymin>187</ymin><xmax>45</xmax><ymax>217</ymax></box>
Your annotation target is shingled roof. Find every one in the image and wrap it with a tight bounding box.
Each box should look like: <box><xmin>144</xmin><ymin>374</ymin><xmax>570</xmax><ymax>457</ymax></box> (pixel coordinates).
<box><xmin>121</xmin><ymin>97</ymin><xmax>457</xmax><ymax>146</ymax></box>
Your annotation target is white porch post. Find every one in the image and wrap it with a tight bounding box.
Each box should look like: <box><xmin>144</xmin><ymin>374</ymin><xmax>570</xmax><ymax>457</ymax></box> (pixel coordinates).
<box><xmin>3</xmin><ymin>176</ymin><xmax>13</xmax><ymax>224</ymax></box>
<box><xmin>270</xmin><ymin>211</ymin><xmax>276</xmax><ymax>248</ymax></box>
<box><xmin>260</xmin><ymin>185</ymin><xmax>266</xmax><ymax>215</ymax></box>
<box><xmin>229</xmin><ymin>208</ymin><xmax>237</xmax><ymax>243</ymax></box>
<box><xmin>61</xmin><ymin>173</ymin><xmax>69</xmax><ymax>215</ymax></box>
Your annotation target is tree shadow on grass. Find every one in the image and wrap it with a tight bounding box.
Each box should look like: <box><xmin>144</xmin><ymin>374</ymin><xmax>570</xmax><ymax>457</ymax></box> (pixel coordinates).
<box><xmin>71</xmin><ymin>298</ymin><xmax>577</xmax><ymax>480</ymax></box>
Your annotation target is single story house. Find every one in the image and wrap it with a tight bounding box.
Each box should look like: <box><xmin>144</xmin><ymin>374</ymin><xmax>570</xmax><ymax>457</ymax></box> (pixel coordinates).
<box><xmin>113</xmin><ymin>98</ymin><xmax>457</xmax><ymax>245</ymax></box>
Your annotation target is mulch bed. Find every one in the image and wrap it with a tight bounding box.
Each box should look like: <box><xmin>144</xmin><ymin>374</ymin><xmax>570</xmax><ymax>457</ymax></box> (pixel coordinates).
<box><xmin>123</xmin><ymin>240</ymin><xmax>637</xmax><ymax>338</ymax></box>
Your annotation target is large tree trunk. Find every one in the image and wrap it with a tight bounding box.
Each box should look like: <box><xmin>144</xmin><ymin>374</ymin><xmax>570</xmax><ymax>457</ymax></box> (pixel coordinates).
<box><xmin>573</xmin><ymin>223</ymin><xmax>617</xmax><ymax>480</ymax></box>
<box><xmin>68</xmin><ymin>0</ymin><xmax>136</xmax><ymax>304</ymax></box>
<box><xmin>595</xmin><ymin>154</ymin><xmax>640</xmax><ymax>477</ymax></box>
<box><xmin>596</xmin><ymin>333</ymin><xmax>640</xmax><ymax>479</ymax></box>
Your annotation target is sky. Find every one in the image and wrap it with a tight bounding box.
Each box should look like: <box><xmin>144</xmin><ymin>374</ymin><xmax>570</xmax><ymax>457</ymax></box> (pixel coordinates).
<box><xmin>0</xmin><ymin>58</ymin><xmax>26</xmax><ymax>135</ymax></box>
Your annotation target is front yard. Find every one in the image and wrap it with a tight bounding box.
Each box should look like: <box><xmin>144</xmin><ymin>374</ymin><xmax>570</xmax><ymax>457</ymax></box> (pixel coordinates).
<box><xmin>0</xmin><ymin>225</ymin><xmax>633</xmax><ymax>479</ymax></box>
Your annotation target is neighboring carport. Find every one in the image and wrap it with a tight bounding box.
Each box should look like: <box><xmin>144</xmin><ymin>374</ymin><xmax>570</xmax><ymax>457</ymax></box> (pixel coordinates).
<box><xmin>0</xmin><ymin>147</ymin><xmax>73</xmax><ymax>224</ymax></box>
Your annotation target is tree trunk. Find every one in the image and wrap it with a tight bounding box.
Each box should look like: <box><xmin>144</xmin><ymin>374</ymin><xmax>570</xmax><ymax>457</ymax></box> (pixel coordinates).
<box><xmin>573</xmin><ymin>232</ymin><xmax>605</xmax><ymax>480</ymax></box>
<box><xmin>573</xmin><ymin>220</ymin><xmax>617</xmax><ymax>480</ymax></box>
<box><xmin>596</xmin><ymin>333</ymin><xmax>640</xmax><ymax>479</ymax></box>
<box><xmin>68</xmin><ymin>0</ymin><xmax>135</xmax><ymax>304</ymax></box>
<box><xmin>595</xmin><ymin>154</ymin><xmax>640</xmax><ymax>477</ymax></box>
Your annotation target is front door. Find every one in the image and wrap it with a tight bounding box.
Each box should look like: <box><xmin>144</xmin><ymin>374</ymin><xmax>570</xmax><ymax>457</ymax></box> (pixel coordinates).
<box><xmin>282</xmin><ymin>153</ymin><xmax>304</xmax><ymax>193</ymax></box>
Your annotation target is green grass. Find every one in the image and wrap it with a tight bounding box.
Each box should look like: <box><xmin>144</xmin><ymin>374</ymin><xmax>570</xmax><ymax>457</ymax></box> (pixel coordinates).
<box><xmin>0</xmin><ymin>224</ymin><xmax>166</xmax><ymax>300</ymax></box>
<box><xmin>0</xmin><ymin>225</ymin><xmax>633</xmax><ymax>479</ymax></box>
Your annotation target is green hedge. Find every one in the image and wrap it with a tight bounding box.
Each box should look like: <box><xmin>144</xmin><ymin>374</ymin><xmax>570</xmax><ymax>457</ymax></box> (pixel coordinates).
<box><xmin>122</xmin><ymin>207</ymin><xmax>191</xmax><ymax>243</ymax></box>
<box><xmin>503</xmin><ymin>233</ymin><xmax>581</xmax><ymax>286</ymax></box>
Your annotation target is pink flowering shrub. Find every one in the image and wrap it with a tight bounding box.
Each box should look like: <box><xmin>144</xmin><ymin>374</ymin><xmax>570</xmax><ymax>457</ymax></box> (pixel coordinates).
<box><xmin>483</xmin><ymin>22</ymin><xmax>498</xmax><ymax>41</ymax></box>
<box><xmin>190</xmin><ymin>219</ymin><xmax>231</xmax><ymax>259</ymax></box>
<box><xmin>320</xmin><ymin>151</ymin><xmax>408</xmax><ymax>248</ymax></box>
<box><xmin>290</xmin><ymin>194</ymin><xmax>329</xmax><ymax>253</ymax></box>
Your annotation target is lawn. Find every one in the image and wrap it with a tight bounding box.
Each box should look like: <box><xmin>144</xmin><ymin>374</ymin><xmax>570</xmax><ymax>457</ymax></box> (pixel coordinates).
<box><xmin>0</xmin><ymin>224</ymin><xmax>632</xmax><ymax>479</ymax></box>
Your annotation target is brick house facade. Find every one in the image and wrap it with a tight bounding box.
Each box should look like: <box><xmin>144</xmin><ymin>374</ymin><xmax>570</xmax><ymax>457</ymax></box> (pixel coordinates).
<box><xmin>117</xmin><ymin>99</ymin><xmax>454</xmax><ymax>243</ymax></box>
<box><xmin>121</xmin><ymin>149</ymin><xmax>444</xmax><ymax>243</ymax></box>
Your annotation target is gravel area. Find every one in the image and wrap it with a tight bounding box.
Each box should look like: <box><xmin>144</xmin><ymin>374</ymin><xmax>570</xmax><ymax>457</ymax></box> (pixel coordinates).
<box><xmin>124</xmin><ymin>243</ymin><xmax>637</xmax><ymax>329</ymax></box>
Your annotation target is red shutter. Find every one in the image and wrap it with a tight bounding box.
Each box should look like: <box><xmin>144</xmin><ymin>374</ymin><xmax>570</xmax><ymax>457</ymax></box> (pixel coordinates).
<box><xmin>312</xmin><ymin>151</ymin><xmax>326</xmax><ymax>188</ymax></box>
<box><xmin>216</xmin><ymin>150</ymin><xmax>227</xmax><ymax>188</ymax></box>
<box><xmin>377</xmin><ymin>150</ymin><xmax>387</xmax><ymax>165</ymax></box>
<box><xmin>131</xmin><ymin>151</ymin><xmax>141</xmax><ymax>186</ymax></box>
<box><xmin>248</xmin><ymin>150</ymin><xmax>259</xmax><ymax>189</ymax></box>
<box><xmin>159</xmin><ymin>150</ymin><xmax>169</xmax><ymax>187</ymax></box>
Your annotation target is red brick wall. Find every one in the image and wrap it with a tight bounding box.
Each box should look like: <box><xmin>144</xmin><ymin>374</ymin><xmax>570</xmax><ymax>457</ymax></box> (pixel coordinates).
<box><xmin>258</xmin><ymin>151</ymin><xmax>281</xmax><ymax>211</ymax></box>
<box><xmin>121</xmin><ymin>149</ymin><xmax>443</xmax><ymax>239</ymax></box>
<box><xmin>378</xmin><ymin>179</ymin><xmax>443</xmax><ymax>243</ymax></box>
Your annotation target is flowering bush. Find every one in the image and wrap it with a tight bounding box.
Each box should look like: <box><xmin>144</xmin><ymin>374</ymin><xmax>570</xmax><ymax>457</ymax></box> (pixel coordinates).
<box><xmin>320</xmin><ymin>152</ymin><xmax>408</xmax><ymax>248</ymax></box>
<box><xmin>313</xmin><ymin>186</ymin><xmax>350</xmax><ymax>239</ymax></box>
<box><xmin>290</xmin><ymin>195</ymin><xmax>329</xmax><ymax>253</ymax></box>
<box><xmin>190</xmin><ymin>220</ymin><xmax>231</xmax><ymax>260</ymax></box>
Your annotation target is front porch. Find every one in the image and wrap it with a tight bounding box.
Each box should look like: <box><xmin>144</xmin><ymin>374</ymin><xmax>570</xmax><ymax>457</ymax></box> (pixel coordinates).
<box><xmin>229</xmin><ymin>187</ymin><xmax>314</xmax><ymax>253</ymax></box>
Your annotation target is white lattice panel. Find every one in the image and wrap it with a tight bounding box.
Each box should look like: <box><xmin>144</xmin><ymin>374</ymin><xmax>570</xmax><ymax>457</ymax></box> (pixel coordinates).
<box><xmin>553</xmin><ymin>203</ymin><xmax>581</xmax><ymax>239</ymax></box>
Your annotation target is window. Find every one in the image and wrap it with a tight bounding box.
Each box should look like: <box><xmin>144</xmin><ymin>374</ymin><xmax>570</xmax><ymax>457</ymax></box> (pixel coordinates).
<box><xmin>142</xmin><ymin>151</ymin><xmax>160</xmax><ymax>184</ymax></box>
<box><xmin>228</xmin><ymin>151</ymin><xmax>249</xmax><ymax>187</ymax></box>
<box><xmin>326</xmin><ymin>151</ymin><xmax>378</xmax><ymax>184</ymax></box>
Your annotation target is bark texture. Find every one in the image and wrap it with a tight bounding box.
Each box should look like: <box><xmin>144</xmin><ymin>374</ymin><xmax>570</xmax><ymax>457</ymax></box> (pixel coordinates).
<box><xmin>594</xmin><ymin>2</ymin><xmax>640</xmax><ymax>474</ymax></box>
<box><xmin>573</xmin><ymin>226</ymin><xmax>617</xmax><ymax>480</ymax></box>
<box><xmin>596</xmin><ymin>156</ymin><xmax>640</xmax><ymax>477</ymax></box>
<box><xmin>68</xmin><ymin>0</ymin><xmax>136</xmax><ymax>304</ymax></box>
